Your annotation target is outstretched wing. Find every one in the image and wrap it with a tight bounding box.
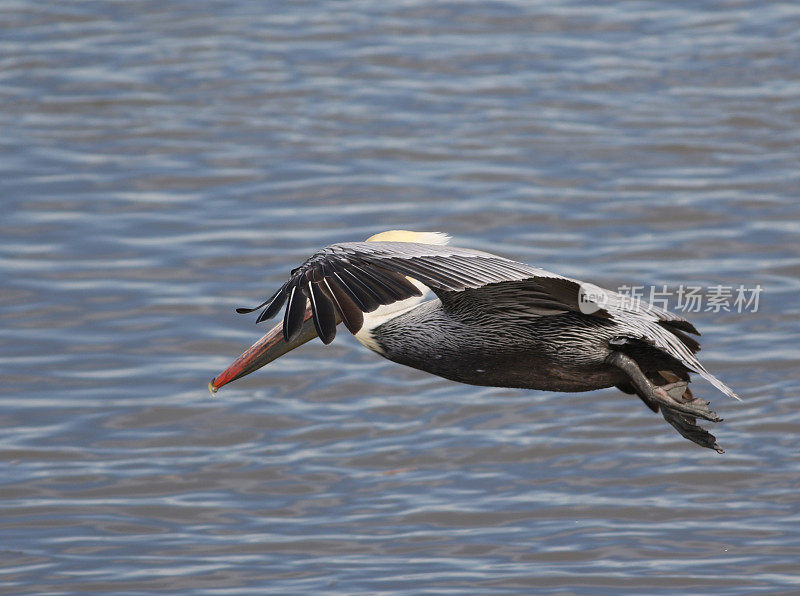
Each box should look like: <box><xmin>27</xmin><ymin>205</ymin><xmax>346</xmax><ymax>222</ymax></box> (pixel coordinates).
<box><xmin>237</xmin><ymin>241</ymin><xmax>599</xmax><ymax>342</ymax></box>
<box><xmin>238</xmin><ymin>240</ymin><xmax>684</xmax><ymax>337</ymax></box>
<box><xmin>237</xmin><ymin>239</ymin><xmax>735</xmax><ymax>399</ymax></box>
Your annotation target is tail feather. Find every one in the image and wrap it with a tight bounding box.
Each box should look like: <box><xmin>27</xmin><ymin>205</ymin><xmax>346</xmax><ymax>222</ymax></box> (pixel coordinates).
<box><xmin>694</xmin><ymin>366</ymin><xmax>740</xmax><ymax>401</ymax></box>
<box><xmin>640</xmin><ymin>320</ymin><xmax>741</xmax><ymax>402</ymax></box>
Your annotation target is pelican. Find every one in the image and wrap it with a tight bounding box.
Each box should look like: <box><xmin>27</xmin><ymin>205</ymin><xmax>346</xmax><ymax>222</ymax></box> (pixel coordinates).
<box><xmin>210</xmin><ymin>231</ymin><xmax>738</xmax><ymax>453</ymax></box>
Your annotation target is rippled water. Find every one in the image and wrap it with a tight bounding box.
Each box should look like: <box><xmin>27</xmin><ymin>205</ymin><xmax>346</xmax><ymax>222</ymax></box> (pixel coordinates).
<box><xmin>2</xmin><ymin>0</ymin><xmax>799</xmax><ymax>593</ymax></box>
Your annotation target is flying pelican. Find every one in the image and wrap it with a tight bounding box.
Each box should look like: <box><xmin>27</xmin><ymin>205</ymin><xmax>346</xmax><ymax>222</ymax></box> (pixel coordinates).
<box><xmin>210</xmin><ymin>231</ymin><xmax>738</xmax><ymax>453</ymax></box>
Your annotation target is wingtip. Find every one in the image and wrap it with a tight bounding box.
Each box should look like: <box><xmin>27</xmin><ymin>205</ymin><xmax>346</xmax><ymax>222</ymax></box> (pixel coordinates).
<box><xmin>698</xmin><ymin>369</ymin><xmax>741</xmax><ymax>402</ymax></box>
<box><xmin>717</xmin><ymin>380</ymin><xmax>741</xmax><ymax>402</ymax></box>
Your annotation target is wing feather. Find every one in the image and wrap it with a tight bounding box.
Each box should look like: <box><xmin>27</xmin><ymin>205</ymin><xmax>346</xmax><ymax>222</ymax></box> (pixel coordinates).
<box><xmin>236</xmin><ymin>287</ymin><xmax>281</xmax><ymax>315</ymax></box>
<box><xmin>322</xmin><ymin>277</ymin><xmax>363</xmax><ymax>334</ymax></box>
<box><xmin>255</xmin><ymin>287</ymin><xmax>288</xmax><ymax>324</ymax></box>
<box><xmin>333</xmin><ymin>267</ymin><xmax>385</xmax><ymax>310</ymax></box>
<box><xmin>307</xmin><ymin>278</ymin><xmax>337</xmax><ymax>344</ymax></box>
<box><xmin>347</xmin><ymin>261</ymin><xmax>420</xmax><ymax>302</ymax></box>
<box><xmin>328</xmin><ymin>270</ymin><xmax>373</xmax><ymax>313</ymax></box>
<box><xmin>283</xmin><ymin>284</ymin><xmax>308</xmax><ymax>342</ymax></box>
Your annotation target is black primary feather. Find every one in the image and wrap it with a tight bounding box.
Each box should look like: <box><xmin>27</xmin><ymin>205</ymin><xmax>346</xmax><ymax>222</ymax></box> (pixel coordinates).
<box><xmin>256</xmin><ymin>286</ymin><xmax>289</xmax><ymax>324</ymax></box>
<box><xmin>328</xmin><ymin>270</ymin><xmax>372</xmax><ymax>312</ymax></box>
<box><xmin>332</xmin><ymin>267</ymin><xmax>383</xmax><ymax>311</ymax></box>
<box><xmin>345</xmin><ymin>262</ymin><xmax>401</xmax><ymax>301</ymax></box>
<box><xmin>323</xmin><ymin>278</ymin><xmax>364</xmax><ymax>334</ymax></box>
<box><xmin>283</xmin><ymin>284</ymin><xmax>308</xmax><ymax>342</ymax></box>
<box><xmin>371</xmin><ymin>265</ymin><xmax>425</xmax><ymax>297</ymax></box>
<box><xmin>348</xmin><ymin>261</ymin><xmax>422</xmax><ymax>302</ymax></box>
<box><xmin>236</xmin><ymin>287</ymin><xmax>281</xmax><ymax>315</ymax></box>
<box><xmin>307</xmin><ymin>280</ymin><xmax>337</xmax><ymax>344</ymax></box>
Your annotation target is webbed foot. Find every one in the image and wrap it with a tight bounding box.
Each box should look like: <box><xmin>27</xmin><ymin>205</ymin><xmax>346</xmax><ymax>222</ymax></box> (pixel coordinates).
<box><xmin>606</xmin><ymin>351</ymin><xmax>723</xmax><ymax>453</ymax></box>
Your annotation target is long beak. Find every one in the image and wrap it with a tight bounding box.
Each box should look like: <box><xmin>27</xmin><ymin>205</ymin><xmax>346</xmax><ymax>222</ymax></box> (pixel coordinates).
<box><xmin>209</xmin><ymin>305</ymin><xmax>319</xmax><ymax>394</ymax></box>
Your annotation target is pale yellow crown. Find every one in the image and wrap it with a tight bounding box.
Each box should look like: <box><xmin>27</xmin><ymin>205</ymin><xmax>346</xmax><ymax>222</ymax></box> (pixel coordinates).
<box><xmin>366</xmin><ymin>230</ymin><xmax>451</xmax><ymax>245</ymax></box>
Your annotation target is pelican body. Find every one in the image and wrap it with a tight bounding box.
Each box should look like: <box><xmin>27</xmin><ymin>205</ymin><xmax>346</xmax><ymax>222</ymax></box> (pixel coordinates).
<box><xmin>211</xmin><ymin>231</ymin><xmax>738</xmax><ymax>452</ymax></box>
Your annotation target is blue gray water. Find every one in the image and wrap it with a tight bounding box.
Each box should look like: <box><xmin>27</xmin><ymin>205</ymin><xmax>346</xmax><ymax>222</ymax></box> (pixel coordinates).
<box><xmin>2</xmin><ymin>1</ymin><xmax>799</xmax><ymax>593</ymax></box>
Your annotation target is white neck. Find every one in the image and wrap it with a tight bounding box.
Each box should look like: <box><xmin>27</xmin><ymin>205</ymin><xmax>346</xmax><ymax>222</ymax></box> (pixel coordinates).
<box><xmin>354</xmin><ymin>278</ymin><xmax>431</xmax><ymax>354</ymax></box>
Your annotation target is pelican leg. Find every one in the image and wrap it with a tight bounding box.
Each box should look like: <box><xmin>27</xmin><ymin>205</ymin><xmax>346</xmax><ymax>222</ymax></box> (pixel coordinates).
<box><xmin>605</xmin><ymin>352</ymin><xmax>721</xmax><ymax>423</ymax></box>
<box><xmin>606</xmin><ymin>351</ymin><xmax>723</xmax><ymax>453</ymax></box>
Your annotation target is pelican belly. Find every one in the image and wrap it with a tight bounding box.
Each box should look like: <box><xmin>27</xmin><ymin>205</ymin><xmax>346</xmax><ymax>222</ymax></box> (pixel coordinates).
<box><xmin>370</xmin><ymin>301</ymin><xmax>628</xmax><ymax>392</ymax></box>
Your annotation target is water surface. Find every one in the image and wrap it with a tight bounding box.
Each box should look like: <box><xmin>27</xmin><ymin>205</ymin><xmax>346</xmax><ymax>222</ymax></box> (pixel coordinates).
<box><xmin>2</xmin><ymin>1</ymin><xmax>799</xmax><ymax>593</ymax></box>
